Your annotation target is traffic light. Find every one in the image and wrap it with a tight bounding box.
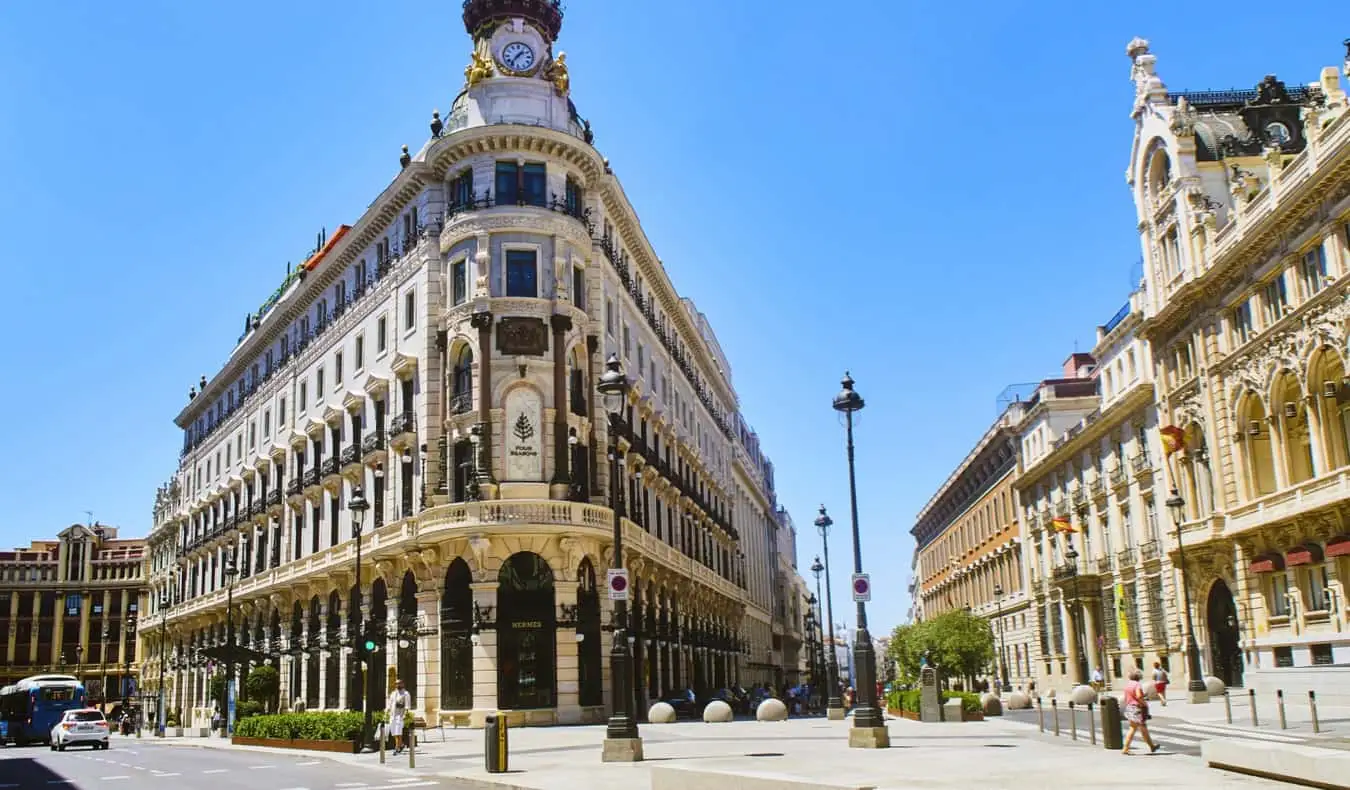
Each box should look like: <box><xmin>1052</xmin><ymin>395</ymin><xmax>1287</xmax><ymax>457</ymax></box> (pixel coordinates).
<box><xmin>356</xmin><ymin>620</ymin><xmax>381</xmax><ymax>660</ymax></box>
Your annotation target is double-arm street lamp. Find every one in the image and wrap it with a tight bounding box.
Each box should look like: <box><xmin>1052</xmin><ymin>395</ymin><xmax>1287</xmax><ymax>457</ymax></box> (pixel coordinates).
<box><xmin>222</xmin><ymin>553</ymin><xmax>238</xmax><ymax>738</ymax></box>
<box><xmin>348</xmin><ymin>486</ymin><xmax>373</xmax><ymax>747</ymax></box>
<box><xmin>1062</xmin><ymin>544</ymin><xmax>1086</xmax><ymax>686</ymax></box>
<box><xmin>832</xmin><ymin>372</ymin><xmax>888</xmax><ymax>748</ymax></box>
<box><xmin>993</xmin><ymin>583</ymin><xmax>1009</xmax><ymax>692</ymax></box>
<box><xmin>1165</xmin><ymin>488</ymin><xmax>1209</xmax><ymax>703</ymax></box>
<box><xmin>157</xmin><ymin>586</ymin><xmax>171</xmax><ymax>736</ymax></box>
<box><xmin>598</xmin><ymin>353</ymin><xmax>643</xmax><ymax>762</ymax></box>
<box><xmin>809</xmin><ymin>543</ymin><xmax>843</xmax><ymax>719</ymax></box>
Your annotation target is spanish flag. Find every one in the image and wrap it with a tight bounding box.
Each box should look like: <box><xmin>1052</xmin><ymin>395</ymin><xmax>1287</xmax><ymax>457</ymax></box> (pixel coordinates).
<box><xmin>1160</xmin><ymin>424</ymin><xmax>1186</xmax><ymax>457</ymax></box>
<box><xmin>1051</xmin><ymin>515</ymin><xmax>1076</xmax><ymax>533</ymax></box>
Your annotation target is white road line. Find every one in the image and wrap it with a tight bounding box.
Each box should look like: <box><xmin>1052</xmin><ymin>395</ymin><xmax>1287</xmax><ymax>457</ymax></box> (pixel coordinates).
<box><xmin>1172</xmin><ymin>722</ymin><xmax>1307</xmax><ymax>743</ymax></box>
<box><xmin>335</xmin><ymin>783</ymin><xmax>368</xmax><ymax>788</ymax></box>
<box><xmin>248</xmin><ymin>765</ymin><xmax>277</xmax><ymax>770</ymax></box>
<box><xmin>133</xmin><ymin>766</ymin><xmax>147</xmax><ymax>771</ymax></box>
<box><xmin>363</xmin><ymin>782</ymin><xmax>436</xmax><ymax>790</ymax></box>
<box><xmin>295</xmin><ymin>761</ymin><xmax>321</xmax><ymax>766</ymax></box>
<box><xmin>152</xmin><ymin>773</ymin><xmax>181</xmax><ymax>777</ymax></box>
<box><xmin>99</xmin><ymin>777</ymin><xmax>130</xmax><ymax>781</ymax></box>
<box><xmin>389</xmin><ymin>781</ymin><xmax>425</xmax><ymax>785</ymax></box>
<box><xmin>202</xmin><ymin>769</ymin><xmax>228</xmax><ymax>774</ymax></box>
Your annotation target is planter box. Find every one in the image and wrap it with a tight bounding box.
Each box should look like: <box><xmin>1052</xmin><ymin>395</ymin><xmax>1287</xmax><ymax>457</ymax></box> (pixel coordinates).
<box><xmin>890</xmin><ymin>709</ymin><xmax>981</xmax><ymax>721</ymax></box>
<box><xmin>231</xmin><ymin>736</ymin><xmax>359</xmax><ymax>754</ymax></box>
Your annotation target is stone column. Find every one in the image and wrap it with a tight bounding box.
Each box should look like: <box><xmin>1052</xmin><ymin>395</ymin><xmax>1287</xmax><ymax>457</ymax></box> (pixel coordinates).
<box><xmin>554</xmin><ymin>583</ymin><xmax>581</xmax><ymax>723</ymax></box>
<box><xmin>470</xmin><ymin>312</ymin><xmax>496</xmax><ymax>493</ymax></box>
<box><xmin>52</xmin><ymin>591</ymin><xmax>65</xmax><ymax>668</ymax></box>
<box><xmin>470</xmin><ymin>581</ymin><xmax>499</xmax><ymax>725</ymax></box>
<box><xmin>79</xmin><ymin>594</ymin><xmax>92</xmax><ymax>673</ymax></box>
<box><xmin>1083</xmin><ymin>599</ymin><xmax>1101</xmax><ymax>676</ymax></box>
<box><xmin>278</xmin><ymin>654</ymin><xmax>292</xmax><ymax>711</ymax></box>
<box><xmin>416</xmin><ymin>589</ymin><xmax>441</xmax><ymax>718</ymax></box>
<box><xmin>549</xmin><ymin>314</ymin><xmax>573</xmax><ymax>498</ymax></box>
<box><xmin>337</xmin><ymin>619</ymin><xmax>349</xmax><ymax>711</ymax></box>
<box><xmin>586</xmin><ymin>335</ymin><xmax>600</xmax><ymax>498</ymax></box>
<box><xmin>6</xmin><ymin>593</ymin><xmax>19</xmax><ymax>664</ymax></box>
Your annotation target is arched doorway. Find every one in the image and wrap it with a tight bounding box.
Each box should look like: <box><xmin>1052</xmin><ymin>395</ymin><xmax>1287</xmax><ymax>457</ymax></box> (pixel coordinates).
<box><xmin>576</xmin><ymin>559</ymin><xmax>602</xmax><ymax>707</ymax></box>
<box><xmin>497</xmin><ymin>552</ymin><xmax>556</xmax><ymax>709</ymax></box>
<box><xmin>289</xmin><ymin>603</ymin><xmax>303</xmax><ymax>703</ymax></box>
<box><xmin>1206</xmin><ymin>579</ymin><xmax>1243</xmax><ymax>688</ymax></box>
<box><xmin>440</xmin><ymin>559</ymin><xmax>473</xmax><ymax>710</ymax></box>
<box><xmin>370</xmin><ymin>579</ymin><xmax>389</xmax><ymax>704</ymax></box>
<box><xmin>324</xmin><ymin>591</ymin><xmax>341</xmax><ymax>708</ymax></box>
<box><xmin>397</xmin><ymin>572</ymin><xmax>419</xmax><ymax>704</ymax></box>
<box><xmin>306</xmin><ymin>596</ymin><xmax>321</xmax><ymax>709</ymax></box>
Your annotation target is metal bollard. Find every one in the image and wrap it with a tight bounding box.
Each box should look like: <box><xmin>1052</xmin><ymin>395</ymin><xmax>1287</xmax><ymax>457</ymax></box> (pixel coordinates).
<box><xmin>1037</xmin><ymin>697</ymin><xmax>1044</xmax><ymax>732</ymax></box>
<box><xmin>1224</xmin><ymin>690</ymin><xmax>1232</xmax><ymax>724</ymax></box>
<box><xmin>1278</xmin><ymin>689</ymin><xmax>1287</xmax><ymax>730</ymax></box>
<box><xmin>1088</xmin><ymin>703</ymin><xmax>1097</xmax><ymax>745</ymax></box>
<box><xmin>1249</xmin><ymin>688</ymin><xmax>1258</xmax><ymax>727</ymax></box>
<box><xmin>1310</xmin><ymin>691</ymin><xmax>1320</xmax><ymax>735</ymax></box>
<box><xmin>485</xmin><ymin>713</ymin><xmax>508</xmax><ymax>773</ymax></box>
<box><xmin>1052</xmin><ymin>699</ymin><xmax>1060</xmax><ymax>737</ymax></box>
<box><xmin>1100</xmin><ymin>696</ymin><xmax>1124</xmax><ymax>751</ymax></box>
<box><xmin>409</xmin><ymin>728</ymin><xmax>416</xmax><ymax>769</ymax></box>
<box><xmin>1069</xmin><ymin>701</ymin><xmax>1078</xmax><ymax>741</ymax></box>
<box><xmin>379</xmin><ymin>722</ymin><xmax>387</xmax><ymax>764</ymax></box>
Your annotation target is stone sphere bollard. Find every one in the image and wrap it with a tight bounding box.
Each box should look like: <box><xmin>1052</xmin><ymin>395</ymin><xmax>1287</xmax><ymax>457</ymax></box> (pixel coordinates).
<box><xmin>756</xmin><ymin>698</ymin><xmax>788</xmax><ymax>722</ymax></box>
<box><xmin>1007</xmin><ymin>691</ymin><xmax>1031</xmax><ymax>710</ymax></box>
<box><xmin>980</xmin><ymin>693</ymin><xmax>1003</xmax><ymax>716</ymax></box>
<box><xmin>1204</xmin><ymin>676</ymin><xmax>1226</xmax><ymax>696</ymax></box>
<box><xmin>703</xmin><ymin>699</ymin><xmax>734</xmax><ymax>723</ymax></box>
<box><xmin>1142</xmin><ymin>681</ymin><xmax>1160</xmax><ymax>700</ymax></box>
<box><xmin>648</xmin><ymin>702</ymin><xmax>676</xmax><ymax>724</ymax></box>
<box><xmin>1070</xmin><ymin>685</ymin><xmax>1098</xmax><ymax>706</ymax></box>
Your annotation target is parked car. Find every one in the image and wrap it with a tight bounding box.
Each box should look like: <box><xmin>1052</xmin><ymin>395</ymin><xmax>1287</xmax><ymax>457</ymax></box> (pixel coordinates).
<box><xmin>49</xmin><ymin>709</ymin><xmax>109</xmax><ymax>751</ymax></box>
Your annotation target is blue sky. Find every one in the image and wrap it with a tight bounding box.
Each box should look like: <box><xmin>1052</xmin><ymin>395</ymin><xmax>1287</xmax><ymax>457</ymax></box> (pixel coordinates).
<box><xmin>0</xmin><ymin>1</ymin><xmax>1340</xmax><ymax>633</ymax></box>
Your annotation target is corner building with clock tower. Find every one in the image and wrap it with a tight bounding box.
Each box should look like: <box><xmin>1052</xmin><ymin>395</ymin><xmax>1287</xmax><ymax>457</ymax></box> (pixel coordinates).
<box><xmin>141</xmin><ymin>0</ymin><xmax>803</xmax><ymax>731</ymax></box>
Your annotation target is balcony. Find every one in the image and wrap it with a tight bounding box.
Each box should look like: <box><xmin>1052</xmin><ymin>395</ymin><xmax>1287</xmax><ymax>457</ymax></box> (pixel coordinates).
<box><xmin>1096</xmin><ymin>555</ymin><xmax>1113</xmax><ymax>574</ymax></box>
<box><xmin>248</xmin><ymin>500</ymin><xmax>266</xmax><ymax>520</ymax></box>
<box><xmin>1109</xmin><ymin>465</ymin><xmax>1129</xmax><ymax>490</ymax></box>
<box><xmin>1130</xmin><ymin>454</ymin><xmax>1154</xmax><ymax>478</ymax></box>
<box><xmin>1116</xmin><ymin>547</ymin><xmax>1136</xmax><ymax>568</ymax></box>
<box><xmin>266</xmin><ymin>489</ymin><xmax>283</xmax><ymax>511</ymax></box>
<box><xmin>302</xmin><ymin>468</ymin><xmax>321</xmax><ymax>493</ymax></box>
<box><xmin>1139</xmin><ymin>540</ymin><xmax>1160</xmax><ymax>563</ymax></box>
<box><xmin>390</xmin><ymin>412</ymin><xmax>416</xmax><ymax>447</ymax></box>
<box><xmin>1070</xmin><ymin>488</ymin><xmax>1088</xmax><ymax>510</ymax></box>
<box><xmin>361</xmin><ymin>432</ymin><xmax>386</xmax><ymax>463</ymax></box>
<box><xmin>340</xmin><ymin>444</ymin><xmax>362</xmax><ymax>474</ymax></box>
<box><xmin>320</xmin><ymin>456</ymin><xmax>341</xmax><ymax>483</ymax></box>
<box><xmin>1088</xmin><ymin>477</ymin><xmax>1106</xmax><ymax>500</ymax></box>
<box><xmin>285</xmin><ymin>477</ymin><xmax>303</xmax><ymax>498</ymax></box>
<box><xmin>449</xmin><ymin>391</ymin><xmax>473</xmax><ymax>416</ymax></box>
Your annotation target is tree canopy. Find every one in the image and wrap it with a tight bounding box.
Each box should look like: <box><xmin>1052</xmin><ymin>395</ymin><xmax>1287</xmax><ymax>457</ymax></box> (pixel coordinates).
<box><xmin>887</xmin><ymin>610</ymin><xmax>995</xmax><ymax>684</ymax></box>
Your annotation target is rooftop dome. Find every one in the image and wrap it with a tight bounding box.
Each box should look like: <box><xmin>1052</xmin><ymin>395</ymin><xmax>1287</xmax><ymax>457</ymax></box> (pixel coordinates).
<box><xmin>462</xmin><ymin>0</ymin><xmax>564</xmax><ymax>41</ymax></box>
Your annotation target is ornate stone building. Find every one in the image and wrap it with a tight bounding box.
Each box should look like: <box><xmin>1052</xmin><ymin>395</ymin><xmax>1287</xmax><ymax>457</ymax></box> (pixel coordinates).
<box><xmin>1125</xmin><ymin>38</ymin><xmax>1350</xmax><ymax>697</ymax></box>
<box><xmin>912</xmin><ymin>400</ymin><xmax>1033</xmax><ymax>691</ymax></box>
<box><xmin>0</xmin><ymin>524</ymin><xmax>145</xmax><ymax>710</ymax></box>
<box><xmin>142</xmin><ymin>0</ymin><xmax>798</xmax><ymax>730</ymax></box>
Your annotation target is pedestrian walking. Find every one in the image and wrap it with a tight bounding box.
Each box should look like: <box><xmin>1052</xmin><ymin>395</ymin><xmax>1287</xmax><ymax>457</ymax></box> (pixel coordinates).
<box><xmin>386</xmin><ymin>680</ymin><xmax>412</xmax><ymax>755</ymax></box>
<box><xmin>1152</xmin><ymin>662</ymin><xmax>1169</xmax><ymax>706</ymax></box>
<box><xmin>1121</xmin><ymin>669</ymin><xmax>1159</xmax><ymax>756</ymax></box>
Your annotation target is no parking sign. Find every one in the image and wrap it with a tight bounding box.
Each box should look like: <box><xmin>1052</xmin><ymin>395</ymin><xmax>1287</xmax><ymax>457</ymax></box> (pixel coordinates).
<box><xmin>852</xmin><ymin>573</ymin><xmax>871</xmax><ymax>602</ymax></box>
<box><xmin>607</xmin><ymin>569</ymin><xmax>630</xmax><ymax>601</ymax></box>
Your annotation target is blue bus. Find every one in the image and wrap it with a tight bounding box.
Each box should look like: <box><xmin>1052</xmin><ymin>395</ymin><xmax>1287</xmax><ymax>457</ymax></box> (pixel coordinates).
<box><xmin>0</xmin><ymin>675</ymin><xmax>87</xmax><ymax>746</ymax></box>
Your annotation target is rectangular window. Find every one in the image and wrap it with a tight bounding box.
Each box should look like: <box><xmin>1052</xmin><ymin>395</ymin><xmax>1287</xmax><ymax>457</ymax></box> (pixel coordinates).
<box><xmin>453</xmin><ymin>260</ymin><xmax>468</xmax><ymax>305</ymax></box>
<box><xmin>299</xmin><ymin>382</ymin><xmax>308</xmax><ymax>412</ymax></box>
<box><xmin>572</xmin><ymin>267</ymin><xmax>585</xmax><ymax>309</ymax></box>
<box><xmin>316</xmin><ymin>368</ymin><xmax>325</xmax><ymax>397</ymax></box>
<box><xmin>377</xmin><ymin>316</ymin><xmax>388</xmax><ymax>352</ymax></box>
<box><xmin>356</xmin><ymin>259</ymin><xmax>367</xmax><ymax>288</ymax></box>
<box><xmin>522</xmin><ymin>163</ymin><xmax>546</xmax><ymax>207</ymax></box>
<box><xmin>405</xmin><ymin>291</ymin><xmax>416</xmax><ymax>330</ymax></box>
<box><xmin>623</xmin><ymin>325</ymin><xmax>631</xmax><ymax>359</ymax></box>
<box><xmin>1270</xmin><ymin>573</ymin><xmax>1290</xmax><ymax>616</ymax></box>
<box><xmin>505</xmin><ymin>250</ymin><xmax>538</xmax><ymax>297</ymax></box>
<box><xmin>334</xmin><ymin>352</ymin><xmax>344</xmax><ymax>386</ymax></box>
<box><xmin>1312</xmin><ymin>643</ymin><xmax>1335</xmax><ymax>666</ymax></box>
<box><xmin>249</xmin><ymin>422</ymin><xmax>256</xmax><ymax>450</ymax></box>
<box><xmin>1263</xmin><ymin>276</ymin><xmax>1288</xmax><ymax>325</ymax></box>
<box><xmin>1301</xmin><ymin>244</ymin><xmax>1328</xmax><ymax>298</ymax></box>
<box><xmin>279</xmin><ymin>397</ymin><xmax>287</xmax><ymax>425</ymax></box>
<box><xmin>451</xmin><ymin>168</ymin><xmax>474</xmax><ymax>210</ymax></box>
<box><xmin>565</xmin><ymin>177</ymin><xmax>583</xmax><ymax>215</ymax></box>
<box><xmin>263</xmin><ymin>410</ymin><xmax>271</xmax><ymax>438</ymax></box>
<box><xmin>637</xmin><ymin>343</ymin><xmax>645</xmax><ymax>372</ymax></box>
<box><xmin>1274</xmin><ymin>645</ymin><xmax>1295</xmax><ymax>668</ymax></box>
<box><xmin>495</xmin><ymin>161</ymin><xmax>519</xmax><ymax>205</ymax></box>
<box><xmin>355</xmin><ymin>335</ymin><xmax>365</xmax><ymax>371</ymax></box>
<box><xmin>605</xmin><ymin>299</ymin><xmax>615</xmax><ymax>336</ymax></box>
<box><xmin>1233</xmin><ymin>300</ymin><xmax>1254</xmax><ymax>345</ymax></box>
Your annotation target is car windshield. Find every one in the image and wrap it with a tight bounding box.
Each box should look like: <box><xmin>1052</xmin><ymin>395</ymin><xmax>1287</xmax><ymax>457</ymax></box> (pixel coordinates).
<box><xmin>66</xmin><ymin>711</ymin><xmax>103</xmax><ymax>722</ymax></box>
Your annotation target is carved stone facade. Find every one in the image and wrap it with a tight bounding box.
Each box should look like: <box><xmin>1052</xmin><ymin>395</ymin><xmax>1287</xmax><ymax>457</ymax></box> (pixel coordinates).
<box><xmin>143</xmin><ymin>2</ymin><xmax>799</xmax><ymax>731</ymax></box>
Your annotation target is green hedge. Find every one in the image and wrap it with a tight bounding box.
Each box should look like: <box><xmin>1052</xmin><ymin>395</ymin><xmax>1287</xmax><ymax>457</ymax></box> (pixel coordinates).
<box><xmin>887</xmin><ymin>688</ymin><xmax>982</xmax><ymax>714</ymax></box>
<box><xmin>233</xmin><ymin>711</ymin><xmax>364</xmax><ymax>741</ymax></box>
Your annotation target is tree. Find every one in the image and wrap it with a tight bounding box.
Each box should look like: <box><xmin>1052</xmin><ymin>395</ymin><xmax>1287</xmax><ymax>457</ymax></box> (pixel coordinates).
<box><xmin>245</xmin><ymin>665</ymin><xmax>281</xmax><ymax>713</ymax></box>
<box><xmin>887</xmin><ymin>611</ymin><xmax>994</xmax><ymax>688</ymax></box>
<box><xmin>208</xmin><ymin>672</ymin><xmax>227</xmax><ymax>713</ymax></box>
<box><xmin>888</xmin><ymin>621</ymin><xmax>942</xmax><ymax>685</ymax></box>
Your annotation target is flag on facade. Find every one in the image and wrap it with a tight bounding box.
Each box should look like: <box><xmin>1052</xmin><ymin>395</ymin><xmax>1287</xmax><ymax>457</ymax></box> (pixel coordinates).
<box><xmin>1160</xmin><ymin>424</ymin><xmax>1186</xmax><ymax>456</ymax></box>
<box><xmin>1051</xmin><ymin>515</ymin><xmax>1076</xmax><ymax>533</ymax></box>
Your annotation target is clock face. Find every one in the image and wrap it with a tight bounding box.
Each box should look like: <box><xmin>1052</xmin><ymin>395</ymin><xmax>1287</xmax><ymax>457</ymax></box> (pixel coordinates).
<box><xmin>500</xmin><ymin>42</ymin><xmax>535</xmax><ymax>73</ymax></box>
<box><xmin>1265</xmin><ymin>122</ymin><xmax>1291</xmax><ymax>144</ymax></box>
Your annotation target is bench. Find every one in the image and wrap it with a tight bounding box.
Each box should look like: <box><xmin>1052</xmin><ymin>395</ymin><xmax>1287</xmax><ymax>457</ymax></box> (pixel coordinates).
<box><xmin>411</xmin><ymin>715</ymin><xmax>446</xmax><ymax>742</ymax></box>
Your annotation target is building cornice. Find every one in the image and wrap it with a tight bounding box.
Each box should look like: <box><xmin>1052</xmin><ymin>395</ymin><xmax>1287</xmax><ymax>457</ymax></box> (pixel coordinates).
<box><xmin>1015</xmin><ymin>381</ymin><xmax>1154</xmax><ymax>489</ymax></box>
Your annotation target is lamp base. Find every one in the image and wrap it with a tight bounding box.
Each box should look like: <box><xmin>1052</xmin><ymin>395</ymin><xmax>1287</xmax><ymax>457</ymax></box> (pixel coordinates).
<box><xmin>1186</xmin><ymin>688</ymin><xmax>1211</xmax><ymax>704</ymax></box>
<box><xmin>601</xmin><ymin>737</ymin><xmax>644</xmax><ymax>762</ymax></box>
<box><xmin>847</xmin><ymin>726</ymin><xmax>890</xmax><ymax>749</ymax></box>
<box><xmin>826</xmin><ymin>706</ymin><xmax>846</xmax><ymax>721</ymax></box>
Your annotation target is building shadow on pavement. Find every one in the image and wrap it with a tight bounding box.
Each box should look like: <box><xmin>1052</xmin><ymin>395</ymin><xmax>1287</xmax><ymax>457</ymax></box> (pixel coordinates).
<box><xmin>0</xmin><ymin>756</ymin><xmax>83</xmax><ymax>789</ymax></box>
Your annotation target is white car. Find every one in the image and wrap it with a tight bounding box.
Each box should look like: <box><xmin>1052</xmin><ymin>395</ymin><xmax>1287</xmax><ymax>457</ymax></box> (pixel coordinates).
<box><xmin>50</xmin><ymin>709</ymin><xmax>110</xmax><ymax>751</ymax></box>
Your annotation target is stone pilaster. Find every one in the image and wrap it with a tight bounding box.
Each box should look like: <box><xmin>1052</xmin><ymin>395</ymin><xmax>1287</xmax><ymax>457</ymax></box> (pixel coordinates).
<box><xmin>6</xmin><ymin>593</ymin><xmax>19</xmax><ymax>664</ymax></box>
<box><xmin>471</xmin><ymin>312</ymin><xmax>497</xmax><ymax>493</ymax></box>
<box><xmin>554</xmin><ymin>583</ymin><xmax>580</xmax><ymax>723</ymax></box>
<box><xmin>470</xmin><ymin>581</ymin><xmax>498</xmax><ymax>724</ymax></box>
<box><xmin>549</xmin><ymin>314</ymin><xmax>573</xmax><ymax>497</ymax></box>
<box><xmin>416</xmin><ymin>589</ymin><xmax>441</xmax><ymax>716</ymax></box>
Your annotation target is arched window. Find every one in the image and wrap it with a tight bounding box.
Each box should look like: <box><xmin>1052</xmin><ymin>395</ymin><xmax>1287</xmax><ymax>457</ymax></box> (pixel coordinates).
<box><xmin>1238</xmin><ymin>394</ymin><xmax>1277</xmax><ymax>499</ymax></box>
<box><xmin>451</xmin><ymin>347</ymin><xmax>474</xmax><ymax>415</ymax></box>
<box><xmin>1310</xmin><ymin>348</ymin><xmax>1350</xmax><ymax>471</ymax></box>
<box><xmin>1274</xmin><ymin>372</ymin><xmax>1315</xmax><ymax>485</ymax></box>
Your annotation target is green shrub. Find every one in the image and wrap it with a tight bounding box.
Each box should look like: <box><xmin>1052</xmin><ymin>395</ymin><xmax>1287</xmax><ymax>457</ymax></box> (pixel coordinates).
<box><xmin>245</xmin><ymin>666</ymin><xmax>281</xmax><ymax>713</ymax></box>
<box><xmin>942</xmin><ymin>690</ymin><xmax>982</xmax><ymax>714</ymax></box>
<box><xmin>233</xmin><ymin>711</ymin><xmax>364</xmax><ymax>741</ymax></box>
<box><xmin>887</xmin><ymin>688</ymin><xmax>981</xmax><ymax>714</ymax></box>
<box><xmin>236</xmin><ymin>700</ymin><xmax>265</xmax><ymax>720</ymax></box>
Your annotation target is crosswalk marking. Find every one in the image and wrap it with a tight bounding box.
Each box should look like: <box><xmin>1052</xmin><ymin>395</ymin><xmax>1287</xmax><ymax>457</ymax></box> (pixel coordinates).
<box><xmin>1170</xmin><ymin>722</ymin><xmax>1307</xmax><ymax>743</ymax></box>
<box><xmin>296</xmin><ymin>761</ymin><xmax>321</xmax><ymax>766</ymax></box>
<box><xmin>202</xmin><ymin>769</ymin><xmax>228</xmax><ymax>774</ymax></box>
<box><xmin>99</xmin><ymin>777</ymin><xmax>129</xmax><ymax>781</ymax></box>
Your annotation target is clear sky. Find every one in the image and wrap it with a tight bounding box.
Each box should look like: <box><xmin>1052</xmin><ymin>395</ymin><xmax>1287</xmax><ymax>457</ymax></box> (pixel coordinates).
<box><xmin>0</xmin><ymin>0</ymin><xmax>1340</xmax><ymax>634</ymax></box>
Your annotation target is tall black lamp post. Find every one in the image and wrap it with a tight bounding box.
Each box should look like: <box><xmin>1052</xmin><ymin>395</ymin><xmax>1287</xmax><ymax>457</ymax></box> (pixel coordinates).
<box><xmin>1063</xmin><ymin>544</ymin><xmax>1086</xmax><ymax>686</ymax></box>
<box><xmin>157</xmin><ymin>587</ymin><xmax>170</xmax><ymax>736</ymax></box>
<box><xmin>993</xmin><ymin>583</ymin><xmax>1009</xmax><ymax>692</ymax></box>
<box><xmin>809</xmin><ymin>548</ymin><xmax>843</xmax><ymax>719</ymax></box>
<box><xmin>348</xmin><ymin>486</ymin><xmax>373</xmax><ymax>746</ymax></box>
<box><xmin>598</xmin><ymin>353</ymin><xmax>642</xmax><ymax>761</ymax></box>
<box><xmin>222</xmin><ymin>553</ymin><xmax>238</xmax><ymax>738</ymax></box>
<box><xmin>100</xmin><ymin>623</ymin><xmax>111</xmax><ymax>710</ymax></box>
<box><xmin>1166</xmin><ymin>488</ymin><xmax>1209</xmax><ymax>702</ymax></box>
<box><xmin>832</xmin><ymin>372</ymin><xmax>887</xmax><ymax>747</ymax></box>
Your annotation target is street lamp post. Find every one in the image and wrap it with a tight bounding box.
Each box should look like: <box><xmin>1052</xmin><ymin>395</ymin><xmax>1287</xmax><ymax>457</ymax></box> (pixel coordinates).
<box><xmin>1166</xmin><ymin>488</ymin><xmax>1209</xmax><ymax>703</ymax></box>
<box><xmin>832</xmin><ymin>372</ymin><xmax>887</xmax><ymax>748</ymax></box>
<box><xmin>348</xmin><ymin>486</ymin><xmax>373</xmax><ymax>747</ymax></box>
<box><xmin>157</xmin><ymin>588</ymin><xmax>170</xmax><ymax>736</ymax></box>
<box><xmin>100</xmin><ymin>624</ymin><xmax>111</xmax><ymax>710</ymax></box>
<box><xmin>223</xmin><ymin>553</ymin><xmax>238</xmax><ymax>738</ymax></box>
<box><xmin>598</xmin><ymin>354</ymin><xmax>642</xmax><ymax>762</ymax></box>
<box><xmin>809</xmin><ymin>549</ymin><xmax>843</xmax><ymax>719</ymax></box>
<box><xmin>567</xmin><ymin>427</ymin><xmax>585</xmax><ymax>502</ymax></box>
<box><xmin>1063</xmin><ymin>545</ymin><xmax>1086</xmax><ymax>686</ymax></box>
<box><xmin>993</xmin><ymin>583</ymin><xmax>1009</xmax><ymax>693</ymax></box>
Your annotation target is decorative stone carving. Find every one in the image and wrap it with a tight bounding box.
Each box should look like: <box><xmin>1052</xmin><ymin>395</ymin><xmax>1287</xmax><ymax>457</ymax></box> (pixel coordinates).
<box><xmin>468</xmin><ymin>535</ymin><xmax>492</xmax><ymax>579</ymax></box>
<box><xmin>496</xmin><ymin>317</ymin><xmax>548</xmax><ymax>356</ymax></box>
<box><xmin>503</xmin><ymin>387</ymin><xmax>544</xmax><ymax>481</ymax></box>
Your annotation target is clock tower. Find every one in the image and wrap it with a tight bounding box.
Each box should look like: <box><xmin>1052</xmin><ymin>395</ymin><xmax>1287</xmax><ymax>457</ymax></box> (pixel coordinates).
<box><xmin>448</xmin><ymin>0</ymin><xmax>580</xmax><ymax>138</ymax></box>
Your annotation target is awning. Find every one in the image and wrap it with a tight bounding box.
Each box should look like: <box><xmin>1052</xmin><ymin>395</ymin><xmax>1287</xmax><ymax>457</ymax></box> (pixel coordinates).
<box><xmin>1286</xmin><ymin>543</ymin><xmax>1325</xmax><ymax>567</ymax></box>
<box><xmin>1327</xmin><ymin>535</ymin><xmax>1350</xmax><ymax>558</ymax></box>
<box><xmin>1250</xmin><ymin>553</ymin><xmax>1285</xmax><ymax>573</ymax></box>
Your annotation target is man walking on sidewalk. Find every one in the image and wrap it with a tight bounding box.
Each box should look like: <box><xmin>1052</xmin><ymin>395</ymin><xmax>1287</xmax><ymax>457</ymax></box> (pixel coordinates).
<box><xmin>386</xmin><ymin>680</ymin><xmax>412</xmax><ymax>755</ymax></box>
